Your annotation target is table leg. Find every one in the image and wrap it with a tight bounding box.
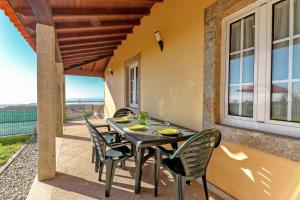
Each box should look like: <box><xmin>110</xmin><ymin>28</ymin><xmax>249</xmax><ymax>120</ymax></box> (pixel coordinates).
<box><xmin>135</xmin><ymin>147</ymin><xmax>145</xmax><ymax>194</ymax></box>
<box><xmin>171</xmin><ymin>142</ymin><xmax>178</xmax><ymax>150</ymax></box>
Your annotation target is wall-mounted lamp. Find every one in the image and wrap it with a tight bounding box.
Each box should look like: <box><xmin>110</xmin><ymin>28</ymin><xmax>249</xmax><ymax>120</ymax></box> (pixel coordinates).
<box><xmin>107</xmin><ymin>67</ymin><xmax>114</xmax><ymax>76</ymax></box>
<box><xmin>154</xmin><ymin>31</ymin><xmax>163</xmax><ymax>51</ymax></box>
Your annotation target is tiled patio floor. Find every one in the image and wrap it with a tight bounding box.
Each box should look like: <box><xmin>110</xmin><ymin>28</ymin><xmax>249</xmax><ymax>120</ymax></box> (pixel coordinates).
<box><xmin>26</xmin><ymin>119</ymin><xmax>223</xmax><ymax>200</ymax></box>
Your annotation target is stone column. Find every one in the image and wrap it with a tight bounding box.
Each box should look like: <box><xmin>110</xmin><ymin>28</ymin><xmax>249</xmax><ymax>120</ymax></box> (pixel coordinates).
<box><xmin>56</xmin><ymin>62</ymin><xmax>64</xmax><ymax>137</ymax></box>
<box><xmin>36</xmin><ymin>23</ymin><xmax>56</xmax><ymax>181</ymax></box>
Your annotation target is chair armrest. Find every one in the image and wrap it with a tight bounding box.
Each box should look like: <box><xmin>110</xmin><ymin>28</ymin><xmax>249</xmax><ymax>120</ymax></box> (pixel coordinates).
<box><xmin>94</xmin><ymin>124</ymin><xmax>111</xmax><ymax>131</ymax></box>
<box><xmin>157</xmin><ymin>146</ymin><xmax>174</xmax><ymax>157</ymax></box>
<box><xmin>109</xmin><ymin>141</ymin><xmax>132</xmax><ymax>148</ymax></box>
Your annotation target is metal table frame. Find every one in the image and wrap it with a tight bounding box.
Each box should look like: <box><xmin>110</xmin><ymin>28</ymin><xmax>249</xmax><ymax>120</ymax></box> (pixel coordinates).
<box><xmin>106</xmin><ymin>118</ymin><xmax>195</xmax><ymax>194</ymax></box>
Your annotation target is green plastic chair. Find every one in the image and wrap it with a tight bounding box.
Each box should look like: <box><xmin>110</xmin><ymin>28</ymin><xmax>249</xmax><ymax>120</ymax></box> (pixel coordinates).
<box><xmin>154</xmin><ymin>129</ymin><xmax>221</xmax><ymax>200</ymax></box>
<box><xmin>83</xmin><ymin>115</ymin><xmax>120</xmax><ymax>170</ymax></box>
<box><xmin>113</xmin><ymin>108</ymin><xmax>135</xmax><ymax>118</ymax></box>
<box><xmin>86</xmin><ymin>118</ymin><xmax>133</xmax><ymax>197</ymax></box>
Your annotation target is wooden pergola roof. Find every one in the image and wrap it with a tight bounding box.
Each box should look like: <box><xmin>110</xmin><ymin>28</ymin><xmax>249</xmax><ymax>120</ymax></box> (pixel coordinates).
<box><xmin>0</xmin><ymin>0</ymin><xmax>162</xmax><ymax>77</ymax></box>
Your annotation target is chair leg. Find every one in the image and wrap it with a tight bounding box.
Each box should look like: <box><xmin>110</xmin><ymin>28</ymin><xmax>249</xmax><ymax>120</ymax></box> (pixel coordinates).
<box><xmin>154</xmin><ymin>149</ymin><xmax>161</xmax><ymax>197</ymax></box>
<box><xmin>175</xmin><ymin>174</ymin><xmax>185</xmax><ymax>200</ymax></box>
<box><xmin>98</xmin><ymin>160</ymin><xmax>104</xmax><ymax>181</ymax></box>
<box><xmin>105</xmin><ymin>160</ymin><xmax>117</xmax><ymax>197</ymax></box>
<box><xmin>92</xmin><ymin>146</ymin><xmax>95</xmax><ymax>163</ymax></box>
<box><xmin>120</xmin><ymin>161</ymin><xmax>126</xmax><ymax>169</ymax></box>
<box><xmin>95</xmin><ymin>153</ymin><xmax>99</xmax><ymax>172</ymax></box>
<box><xmin>202</xmin><ymin>175</ymin><xmax>209</xmax><ymax>200</ymax></box>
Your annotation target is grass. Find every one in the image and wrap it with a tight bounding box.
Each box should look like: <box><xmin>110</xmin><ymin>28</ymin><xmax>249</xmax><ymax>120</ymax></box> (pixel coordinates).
<box><xmin>0</xmin><ymin>134</ymin><xmax>32</xmax><ymax>166</ymax></box>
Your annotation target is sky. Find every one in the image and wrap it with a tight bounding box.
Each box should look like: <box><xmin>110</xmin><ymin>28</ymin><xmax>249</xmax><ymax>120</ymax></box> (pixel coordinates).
<box><xmin>0</xmin><ymin>11</ymin><xmax>104</xmax><ymax>104</ymax></box>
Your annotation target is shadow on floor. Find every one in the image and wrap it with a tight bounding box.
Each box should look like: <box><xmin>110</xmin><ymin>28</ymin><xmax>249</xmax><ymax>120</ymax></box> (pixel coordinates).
<box><xmin>61</xmin><ymin>134</ymin><xmax>91</xmax><ymax>142</ymax></box>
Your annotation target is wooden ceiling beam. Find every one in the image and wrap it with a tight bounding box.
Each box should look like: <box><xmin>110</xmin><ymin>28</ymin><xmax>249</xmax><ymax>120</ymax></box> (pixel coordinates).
<box><xmin>61</xmin><ymin>46</ymin><xmax>117</xmax><ymax>55</ymax></box>
<box><xmin>65</xmin><ymin>70</ymin><xmax>104</xmax><ymax>78</ymax></box>
<box><xmin>64</xmin><ymin>53</ymin><xmax>114</xmax><ymax>71</ymax></box>
<box><xmin>62</xmin><ymin>51</ymin><xmax>114</xmax><ymax>60</ymax></box>
<box><xmin>57</xmin><ymin>28</ymin><xmax>132</xmax><ymax>41</ymax></box>
<box><xmin>59</xmin><ymin>35</ymin><xmax>126</xmax><ymax>46</ymax></box>
<box><xmin>26</xmin><ymin>19</ymin><xmax>140</xmax><ymax>31</ymax></box>
<box><xmin>63</xmin><ymin>55</ymin><xmax>100</xmax><ymax>63</ymax></box>
<box><xmin>60</xmin><ymin>41</ymin><xmax>121</xmax><ymax>51</ymax></box>
<box><xmin>28</xmin><ymin>0</ymin><xmax>63</xmax><ymax>62</ymax></box>
<box><xmin>62</xmin><ymin>49</ymin><xmax>114</xmax><ymax>57</ymax></box>
<box><xmin>52</xmin><ymin>7</ymin><xmax>150</xmax><ymax>18</ymax></box>
<box><xmin>56</xmin><ymin>20</ymin><xmax>140</xmax><ymax>32</ymax></box>
<box><xmin>16</xmin><ymin>7</ymin><xmax>150</xmax><ymax>18</ymax></box>
<box><xmin>125</xmin><ymin>0</ymin><xmax>163</xmax><ymax>1</ymax></box>
<box><xmin>28</xmin><ymin>0</ymin><xmax>53</xmax><ymax>26</ymax></box>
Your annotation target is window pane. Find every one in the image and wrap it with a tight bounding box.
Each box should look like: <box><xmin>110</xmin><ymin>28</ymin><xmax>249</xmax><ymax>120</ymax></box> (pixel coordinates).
<box><xmin>292</xmin><ymin>82</ymin><xmax>300</xmax><ymax>122</ymax></box>
<box><xmin>271</xmin><ymin>83</ymin><xmax>288</xmax><ymax>121</ymax></box>
<box><xmin>242</xmin><ymin>50</ymin><xmax>254</xmax><ymax>83</ymax></box>
<box><xmin>272</xmin><ymin>41</ymin><xmax>289</xmax><ymax>80</ymax></box>
<box><xmin>230</xmin><ymin>21</ymin><xmax>241</xmax><ymax>52</ymax></box>
<box><xmin>229</xmin><ymin>54</ymin><xmax>240</xmax><ymax>84</ymax></box>
<box><xmin>243</xmin><ymin>14</ymin><xmax>255</xmax><ymax>49</ymax></box>
<box><xmin>294</xmin><ymin>0</ymin><xmax>300</xmax><ymax>35</ymax></box>
<box><xmin>242</xmin><ymin>85</ymin><xmax>253</xmax><ymax>117</ymax></box>
<box><xmin>229</xmin><ymin>86</ymin><xmax>240</xmax><ymax>116</ymax></box>
<box><xmin>273</xmin><ymin>0</ymin><xmax>289</xmax><ymax>41</ymax></box>
<box><xmin>293</xmin><ymin>38</ymin><xmax>300</xmax><ymax>79</ymax></box>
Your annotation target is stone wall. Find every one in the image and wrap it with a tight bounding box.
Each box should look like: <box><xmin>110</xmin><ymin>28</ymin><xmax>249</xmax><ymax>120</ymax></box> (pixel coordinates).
<box><xmin>203</xmin><ymin>0</ymin><xmax>300</xmax><ymax>162</ymax></box>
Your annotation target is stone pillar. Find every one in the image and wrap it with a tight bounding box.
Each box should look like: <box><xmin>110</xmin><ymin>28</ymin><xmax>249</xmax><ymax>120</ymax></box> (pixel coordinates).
<box><xmin>36</xmin><ymin>23</ymin><xmax>56</xmax><ymax>181</ymax></box>
<box><xmin>56</xmin><ymin>62</ymin><xmax>64</xmax><ymax>137</ymax></box>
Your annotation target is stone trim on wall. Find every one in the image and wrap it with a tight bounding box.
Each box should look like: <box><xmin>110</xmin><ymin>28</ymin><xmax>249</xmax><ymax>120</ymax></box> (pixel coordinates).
<box><xmin>203</xmin><ymin>0</ymin><xmax>300</xmax><ymax>162</ymax></box>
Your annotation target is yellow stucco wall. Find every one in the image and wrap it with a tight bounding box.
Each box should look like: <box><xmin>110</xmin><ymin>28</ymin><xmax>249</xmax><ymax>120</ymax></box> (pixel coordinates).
<box><xmin>208</xmin><ymin>141</ymin><xmax>300</xmax><ymax>200</ymax></box>
<box><xmin>104</xmin><ymin>0</ymin><xmax>300</xmax><ymax>199</ymax></box>
<box><xmin>104</xmin><ymin>0</ymin><xmax>215</xmax><ymax>131</ymax></box>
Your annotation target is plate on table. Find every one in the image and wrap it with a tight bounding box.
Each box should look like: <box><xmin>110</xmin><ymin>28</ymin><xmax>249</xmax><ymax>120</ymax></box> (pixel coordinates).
<box><xmin>124</xmin><ymin>124</ymin><xmax>147</xmax><ymax>132</ymax></box>
<box><xmin>155</xmin><ymin>128</ymin><xmax>180</xmax><ymax>136</ymax></box>
<box><xmin>113</xmin><ymin>116</ymin><xmax>130</xmax><ymax>123</ymax></box>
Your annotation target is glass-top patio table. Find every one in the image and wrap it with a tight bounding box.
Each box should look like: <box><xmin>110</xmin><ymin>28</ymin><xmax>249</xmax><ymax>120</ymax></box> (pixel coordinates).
<box><xmin>106</xmin><ymin>118</ymin><xmax>195</xmax><ymax>194</ymax></box>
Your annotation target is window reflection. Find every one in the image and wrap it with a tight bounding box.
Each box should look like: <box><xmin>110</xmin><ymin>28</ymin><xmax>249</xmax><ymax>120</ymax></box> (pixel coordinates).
<box><xmin>293</xmin><ymin>38</ymin><xmax>300</xmax><ymax>79</ymax></box>
<box><xmin>229</xmin><ymin>86</ymin><xmax>240</xmax><ymax>116</ymax></box>
<box><xmin>271</xmin><ymin>83</ymin><xmax>288</xmax><ymax>121</ymax></box>
<box><xmin>272</xmin><ymin>41</ymin><xmax>289</xmax><ymax>80</ymax></box>
<box><xmin>228</xmin><ymin>14</ymin><xmax>255</xmax><ymax>118</ymax></box>
<box><xmin>292</xmin><ymin>83</ymin><xmax>300</xmax><ymax>122</ymax></box>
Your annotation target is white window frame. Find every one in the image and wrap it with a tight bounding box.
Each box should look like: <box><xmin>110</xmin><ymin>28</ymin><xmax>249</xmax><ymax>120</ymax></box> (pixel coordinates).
<box><xmin>221</xmin><ymin>0</ymin><xmax>300</xmax><ymax>138</ymax></box>
<box><xmin>128</xmin><ymin>61</ymin><xmax>139</xmax><ymax>108</ymax></box>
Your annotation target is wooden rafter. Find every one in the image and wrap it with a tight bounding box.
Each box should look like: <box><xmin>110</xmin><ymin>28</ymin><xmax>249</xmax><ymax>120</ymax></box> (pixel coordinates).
<box><xmin>57</xmin><ymin>28</ymin><xmax>133</xmax><ymax>41</ymax></box>
<box><xmin>61</xmin><ymin>46</ymin><xmax>117</xmax><ymax>55</ymax></box>
<box><xmin>28</xmin><ymin>0</ymin><xmax>62</xmax><ymax>62</ymax></box>
<box><xmin>52</xmin><ymin>7</ymin><xmax>150</xmax><ymax>17</ymax></box>
<box><xmin>64</xmin><ymin>53</ymin><xmax>114</xmax><ymax>71</ymax></box>
<box><xmin>60</xmin><ymin>41</ymin><xmax>124</xmax><ymax>49</ymax></box>
<box><xmin>63</xmin><ymin>55</ymin><xmax>100</xmax><ymax>63</ymax></box>
<box><xmin>17</xmin><ymin>7</ymin><xmax>150</xmax><ymax>19</ymax></box>
<box><xmin>62</xmin><ymin>51</ymin><xmax>114</xmax><ymax>60</ymax></box>
<box><xmin>62</xmin><ymin>49</ymin><xmax>114</xmax><ymax>58</ymax></box>
<box><xmin>59</xmin><ymin>35</ymin><xmax>126</xmax><ymax>47</ymax></box>
<box><xmin>92</xmin><ymin>62</ymin><xmax>97</xmax><ymax>72</ymax></box>
<box><xmin>65</xmin><ymin>70</ymin><xmax>104</xmax><ymax>77</ymax></box>
<box><xmin>60</xmin><ymin>41</ymin><xmax>121</xmax><ymax>51</ymax></box>
<box><xmin>26</xmin><ymin>19</ymin><xmax>140</xmax><ymax>31</ymax></box>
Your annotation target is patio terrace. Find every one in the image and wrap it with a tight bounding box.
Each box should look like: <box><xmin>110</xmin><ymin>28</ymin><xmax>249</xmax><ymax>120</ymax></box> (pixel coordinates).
<box><xmin>26</xmin><ymin>119</ymin><xmax>222</xmax><ymax>200</ymax></box>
